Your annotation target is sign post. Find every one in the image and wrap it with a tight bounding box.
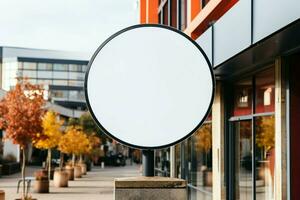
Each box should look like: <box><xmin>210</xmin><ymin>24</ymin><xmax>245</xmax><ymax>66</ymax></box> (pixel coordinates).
<box><xmin>85</xmin><ymin>24</ymin><xmax>215</xmax><ymax>199</ymax></box>
<box><xmin>142</xmin><ymin>150</ymin><xmax>154</xmax><ymax>177</ymax></box>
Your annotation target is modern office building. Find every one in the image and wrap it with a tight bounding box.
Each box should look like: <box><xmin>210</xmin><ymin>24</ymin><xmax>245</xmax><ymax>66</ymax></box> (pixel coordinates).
<box><xmin>0</xmin><ymin>46</ymin><xmax>89</xmax><ymax>110</ymax></box>
<box><xmin>140</xmin><ymin>0</ymin><xmax>300</xmax><ymax>200</ymax></box>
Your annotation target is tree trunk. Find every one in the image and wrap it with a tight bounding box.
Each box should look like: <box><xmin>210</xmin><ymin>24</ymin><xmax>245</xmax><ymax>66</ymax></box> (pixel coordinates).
<box><xmin>21</xmin><ymin>147</ymin><xmax>27</xmax><ymax>199</ymax></box>
<box><xmin>79</xmin><ymin>154</ymin><xmax>83</xmax><ymax>163</ymax></box>
<box><xmin>72</xmin><ymin>154</ymin><xmax>75</xmax><ymax>166</ymax></box>
<box><xmin>59</xmin><ymin>152</ymin><xmax>64</xmax><ymax>170</ymax></box>
<box><xmin>48</xmin><ymin>148</ymin><xmax>51</xmax><ymax>180</ymax></box>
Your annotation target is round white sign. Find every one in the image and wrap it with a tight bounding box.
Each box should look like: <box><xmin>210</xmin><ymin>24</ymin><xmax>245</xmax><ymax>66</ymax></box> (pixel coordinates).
<box><xmin>85</xmin><ymin>24</ymin><xmax>215</xmax><ymax>149</ymax></box>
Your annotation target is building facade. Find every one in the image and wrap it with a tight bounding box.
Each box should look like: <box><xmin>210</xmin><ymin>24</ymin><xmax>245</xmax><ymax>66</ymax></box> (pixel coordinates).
<box><xmin>140</xmin><ymin>0</ymin><xmax>300</xmax><ymax>199</ymax></box>
<box><xmin>0</xmin><ymin>46</ymin><xmax>89</xmax><ymax>110</ymax></box>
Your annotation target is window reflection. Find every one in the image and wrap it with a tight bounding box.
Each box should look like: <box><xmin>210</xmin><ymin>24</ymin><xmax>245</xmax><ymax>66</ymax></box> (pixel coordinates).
<box><xmin>189</xmin><ymin>123</ymin><xmax>213</xmax><ymax>199</ymax></box>
<box><xmin>255</xmin><ymin>68</ymin><xmax>275</xmax><ymax>113</ymax></box>
<box><xmin>255</xmin><ymin>116</ymin><xmax>275</xmax><ymax>200</ymax></box>
<box><xmin>233</xmin><ymin>79</ymin><xmax>252</xmax><ymax>116</ymax></box>
<box><xmin>235</xmin><ymin>120</ymin><xmax>252</xmax><ymax>200</ymax></box>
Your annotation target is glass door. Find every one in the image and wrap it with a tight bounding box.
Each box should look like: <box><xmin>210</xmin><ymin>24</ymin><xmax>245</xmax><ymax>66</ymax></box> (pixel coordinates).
<box><xmin>233</xmin><ymin>120</ymin><xmax>253</xmax><ymax>200</ymax></box>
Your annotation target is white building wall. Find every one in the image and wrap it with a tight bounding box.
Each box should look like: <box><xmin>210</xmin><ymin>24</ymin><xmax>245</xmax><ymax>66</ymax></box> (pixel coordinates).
<box><xmin>3</xmin><ymin>131</ymin><xmax>20</xmax><ymax>162</ymax></box>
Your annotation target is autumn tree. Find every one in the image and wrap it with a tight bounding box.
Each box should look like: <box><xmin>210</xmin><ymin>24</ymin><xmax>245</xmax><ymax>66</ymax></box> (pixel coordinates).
<box><xmin>34</xmin><ymin>110</ymin><xmax>63</xmax><ymax>179</ymax></box>
<box><xmin>0</xmin><ymin>80</ymin><xmax>45</xmax><ymax>199</ymax></box>
<box><xmin>79</xmin><ymin>112</ymin><xmax>108</xmax><ymax>144</ymax></box>
<box><xmin>58</xmin><ymin>125</ymin><xmax>90</xmax><ymax>166</ymax></box>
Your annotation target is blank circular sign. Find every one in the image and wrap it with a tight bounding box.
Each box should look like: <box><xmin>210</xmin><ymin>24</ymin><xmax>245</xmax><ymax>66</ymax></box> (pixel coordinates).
<box><xmin>85</xmin><ymin>24</ymin><xmax>215</xmax><ymax>149</ymax></box>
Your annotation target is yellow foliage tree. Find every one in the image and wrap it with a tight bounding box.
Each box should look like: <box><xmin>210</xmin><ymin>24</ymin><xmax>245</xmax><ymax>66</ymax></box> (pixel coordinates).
<box><xmin>34</xmin><ymin>110</ymin><xmax>63</xmax><ymax>179</ymax></box>
<box><xmin>58</xmin><ymin>125</ymin><xmax>91</xmax><ymax>166</ymax></box>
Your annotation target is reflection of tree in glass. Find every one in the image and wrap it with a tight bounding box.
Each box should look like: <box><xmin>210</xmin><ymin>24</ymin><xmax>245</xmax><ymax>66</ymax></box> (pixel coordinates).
<box><xmin>256</xmin><ymin>116</ymin><xmax>275</xmax><ymax>151</ymax></box>
<box><xmin>194</xmin><ymin>123</ymin><xmax>212</xmax><ymax>166</ymax></box>
<box><xmin>240</xmin><ymin>120</ymin><xmax>251</xmax><ymax>138</ymax></box>
<box><xmin>194</xmin><ymin>124</ymin><xmax>212</xmax><ymax>153</ymax></box>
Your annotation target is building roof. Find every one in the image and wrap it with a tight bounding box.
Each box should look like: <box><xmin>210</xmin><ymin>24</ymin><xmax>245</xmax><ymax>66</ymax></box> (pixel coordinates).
<box><xmin>0</xmin><ymin>46</ymin><xmax>90</xmax><ymax>61</ymax></box>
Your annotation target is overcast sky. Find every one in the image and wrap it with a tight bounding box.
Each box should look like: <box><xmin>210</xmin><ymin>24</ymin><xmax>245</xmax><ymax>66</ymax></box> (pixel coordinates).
<box><xmin>0</xmin><ymin>0</ymin><xmax>139</xmax><ymax>56</ymax></box>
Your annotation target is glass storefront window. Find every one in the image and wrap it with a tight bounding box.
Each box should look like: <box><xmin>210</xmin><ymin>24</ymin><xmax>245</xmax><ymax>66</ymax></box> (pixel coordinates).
<box><xmin>23</xmin><ymin>62</ymin><xmax>37</xmax><ymax>70</ymax></box>
<box><xmin>255</xmin><ymin>68</ymin><xmax>275</xmax><ymax>113</ymax></box>
<box><xmin>230</xmin><ymin>66</ymin><xmax>275</xmax><ymax>200</ymax></box>
<box><xmin>255</xmin><ymin>116</ymin><xmax>275</xmax><ymax>200</ymax></box>
<box><xmin>53</xmin><ymin>63</ymin><xmax>68</xmax><ymax>71</ymax></box>
<box><xmin>189</xmin><ymin>123</ymin><xmax>213</xmax><ymax>199</ymax></box>
<box><xmin>235</xmin><ymin>120</ymin><xmax>253</xmax><ymax>200</ymax></box>
<box><xmin>233</xmin><ymin>78</ymin><xmax>252</xmax><ymax>116</ymax></box>
<box><xmin>175</xmin><ymin>144</ymin><xmax>181</xmax><ymax>178</ymax></box>
<box><xmin>155</xmin><ymin>148</ymin><xmax>170</xmax><ymax>177</ymax></box>
<box><xmin>38</xmin><ymin>63</ymin><xmax>52</xmax><ymax>71</ymax></box>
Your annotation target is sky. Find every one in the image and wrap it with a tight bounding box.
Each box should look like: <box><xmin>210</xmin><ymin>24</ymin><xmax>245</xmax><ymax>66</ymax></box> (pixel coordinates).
<box><xmin>0</xmin><ymin>0</ymin><xmax>139</xmax><ymax>56</ymax></box>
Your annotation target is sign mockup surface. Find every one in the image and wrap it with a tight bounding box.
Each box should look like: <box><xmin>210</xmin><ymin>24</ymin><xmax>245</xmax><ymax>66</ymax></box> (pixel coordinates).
<box><xmin>85</xmin><ymin>24</ymin><xmax>215</xmax><ymax>149</ymax></box>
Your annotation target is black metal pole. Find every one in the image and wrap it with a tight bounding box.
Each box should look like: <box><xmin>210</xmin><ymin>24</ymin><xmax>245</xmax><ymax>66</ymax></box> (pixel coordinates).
<box><xmin>142</xmin><ymin>150</ymin><xmax>154</xmax><ymax>176</ymax></box>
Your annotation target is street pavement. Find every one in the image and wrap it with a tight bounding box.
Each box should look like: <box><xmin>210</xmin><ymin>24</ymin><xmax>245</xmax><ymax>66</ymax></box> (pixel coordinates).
<box><xmin>0</xmin><ymin>164</ymin><xmax>141</xmax><ymax>200</ymax></box>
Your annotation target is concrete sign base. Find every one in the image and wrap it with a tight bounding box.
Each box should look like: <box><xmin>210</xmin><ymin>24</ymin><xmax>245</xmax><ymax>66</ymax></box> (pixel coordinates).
<box><xmin>114</xmin><ymin>176</ymin><xmax>187</xmax><ymax>200</ymax></box>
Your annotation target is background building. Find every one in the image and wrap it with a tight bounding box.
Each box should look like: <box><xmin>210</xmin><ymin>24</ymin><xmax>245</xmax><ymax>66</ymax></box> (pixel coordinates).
<box><xmin>0</xmin><ymin>47</ymin><xmax>90</xmax><ymax>164</ymax></box>
<box><xmin>0</xmin><ymin>46</ymin><xmax>89</xmax><ymax>110</ymax></box>
<box><xmin>140</xmin><ymin>0</ymin><xmax>300</xmax><ymax>200</ymax></box>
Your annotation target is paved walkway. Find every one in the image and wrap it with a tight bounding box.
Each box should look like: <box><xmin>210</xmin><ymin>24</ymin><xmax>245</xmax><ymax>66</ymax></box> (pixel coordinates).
<box><xmin>0</xmin><ymin>164</ymin><xmax>141</xmax><ymax>200</ymax></box>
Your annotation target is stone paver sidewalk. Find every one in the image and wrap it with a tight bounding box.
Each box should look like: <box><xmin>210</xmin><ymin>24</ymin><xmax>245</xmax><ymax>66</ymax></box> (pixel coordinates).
<box><xmin>0</xmin><ymin>164</ymin><xmax>141</xmax><ymax>200</ymax></box>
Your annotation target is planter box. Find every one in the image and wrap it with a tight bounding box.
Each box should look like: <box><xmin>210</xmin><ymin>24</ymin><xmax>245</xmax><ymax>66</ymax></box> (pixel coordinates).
<box><xmin>53</xmin><ymin>170</ymin><xmax>68</xmax><ymax>187</ymax></box>
<box><xmin>34</xmin><ymin>180</ymin><xmax>49</xmax><ymax>193</ymax></box>
<box><xmin>0</xmin><ymin>190</ymin><xmax>4</xmax><ymax>200</ymax></box>
<box><xmin>2</xmin><ymin>162</ymin><xmax>21</xmax><ymax>175</ymax></box>
<box><xmin>65</xmin><ymin>166</ymin><xmax>74</xmax><ymax>181</ymax></box>
<box><xmin>79</xmin><ymin>163</ymin><xmax>87</xmax><ymax>175</ymax></box>
<box><xmin>74</xmin><ymin>166</ymin><xmax>82</xmax><ymax>178</ymax></box>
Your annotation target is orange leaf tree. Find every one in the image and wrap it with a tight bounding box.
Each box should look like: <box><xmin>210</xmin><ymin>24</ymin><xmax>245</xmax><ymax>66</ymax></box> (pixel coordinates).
<box><xmin>34</xmin><ymin>110</ymin><xmax>63</xmax><ymax>178</ymax></box>
<box><xmin>0</xmin><ymin>80</ymin><xmax>45</xmax><ymax>199</ymax></box>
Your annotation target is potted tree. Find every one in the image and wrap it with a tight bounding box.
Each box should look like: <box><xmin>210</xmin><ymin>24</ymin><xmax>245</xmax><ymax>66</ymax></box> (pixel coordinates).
<box><xmin>34</xmin><ymin>110</ymin><xmax>64</xmax><ymax>181</ymax></box>
<box><xmin>58</xmin><ymin>125</ymin><xmax>90</xmax><ymax>179</ymax></box>
<box><xmin>34</xmin><ymin>170</ymin><xmax>49</xmax><ymax>193</ymax></box>
<box><xmin>0</xmin><ymin>80</ymin><xmax>45</xmax><ymax>200</ymax></box>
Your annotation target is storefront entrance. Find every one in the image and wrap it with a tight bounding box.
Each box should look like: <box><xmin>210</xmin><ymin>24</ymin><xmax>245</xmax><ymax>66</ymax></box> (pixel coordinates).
<box><xmin>228</xmin><ymin>67</ymin><xmax>275</xmax><ymax>200</ymax></box>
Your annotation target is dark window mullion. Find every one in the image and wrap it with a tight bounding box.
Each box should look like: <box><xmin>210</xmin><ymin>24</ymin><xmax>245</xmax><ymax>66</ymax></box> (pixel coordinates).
<box><xmin>252</xmin><ymin>76</ymin><xmax>256</xmax><ymax>200</ymax></box>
